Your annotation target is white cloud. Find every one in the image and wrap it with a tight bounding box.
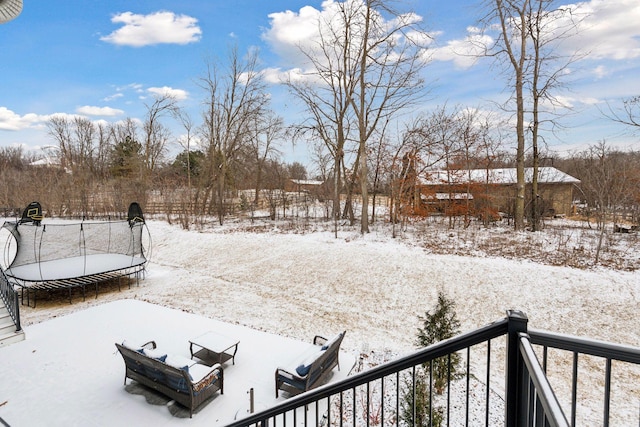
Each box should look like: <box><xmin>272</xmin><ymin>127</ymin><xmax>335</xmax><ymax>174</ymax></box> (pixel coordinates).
<box><xmin>567</xmin><ymin>0</ymin><xmax>640</xmax><ymax>60</ymax></box>
<box><xmin>103</xmin><ymin>93</ymin><xmax>124</xmax><ymax>102</ymax></box>
<box><xmin>0</xmin><ymin>107</ymin><xmax>49</xmax><ymax>131</ymax></box>
<box><xmin>147</xmin><ymin>86</ymin><xmax>189</xmax><ymax>101</ymax></box>
<box><xmin>176</xmin><ymin>134</ymin><xmax>201</xmax><ymax>150</ymax></box>
<box><xmin>578</xmin><ymin>96</ymin><xmax>601</xmax><ymax>105</ymax></box>
<box><xmin>261</xmin><ymin>67</ymin><xmax>289</xmax><ymax>84</ymax></box>
<box><xmin>263</xmin><ymin>0</ymin><xmax>431</xmax><ymax>80</ymax></box>
<box><xmin>76</xmin><ymin>106</ymin><xmax>124</xmax><ymax>117</ymax></box>
<box><xmin>428</xmin><ymin>0</ymin><xmax>640</xmax><ymax>70</ymax></box>
<box><xmin>430</xmin><ymin>31</ymin><xmax>493</xmax><ymax>69</ymax></box>
<box><xmin>262</xmin><ymin>5</ymin><xmax>325</xmax><ymax>65</ymax></box>
<box><xmin>101</xmin><ymin>11</ymin><xmax>202</xmax><ymax>47</ymax></box>
<box><xmin>592</xmin><ymin>65</ymin><xmax>609</xmax><ymax>79</ymax></box>
<box><xmin>120</xmin><ymin>83</ymin><xmax>144</xmax><ymax>93</ymax></box>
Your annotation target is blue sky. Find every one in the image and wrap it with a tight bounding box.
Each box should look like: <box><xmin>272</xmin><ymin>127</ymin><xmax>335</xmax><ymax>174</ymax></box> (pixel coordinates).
<box><xmin>1</xmin><ymin>0</ymin><xmax>639</xmax><ymax>167</ymax></box>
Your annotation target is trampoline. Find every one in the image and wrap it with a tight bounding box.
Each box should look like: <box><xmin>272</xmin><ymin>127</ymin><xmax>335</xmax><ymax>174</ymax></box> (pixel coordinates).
<box><xmin>1</xmin><ymin>202</ymin><xmax>150</xmax><ymax>307</ymax></box>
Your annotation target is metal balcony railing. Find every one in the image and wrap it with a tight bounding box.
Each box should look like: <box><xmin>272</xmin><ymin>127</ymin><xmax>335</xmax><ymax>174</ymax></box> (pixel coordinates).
<box><xmin>0</xmin><ymin>267</ymin><xmax>21</xmax><ymax>333</ymax></box>
<box><xmin>226</xmin><ymin>310</ymin><xmax>640</xmax><ymax>427</ymax></box>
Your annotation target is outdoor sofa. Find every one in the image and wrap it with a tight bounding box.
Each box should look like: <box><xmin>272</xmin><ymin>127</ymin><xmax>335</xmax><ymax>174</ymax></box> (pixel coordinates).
<box><xmin>115</xmin><ymin>340</ymin><xmax>224</xmax><ymax>417</ymax></box>
<box><xmin>275</xmin><ymin>331</ymin><xmax>346</xmax><ymax>397</ymax></box>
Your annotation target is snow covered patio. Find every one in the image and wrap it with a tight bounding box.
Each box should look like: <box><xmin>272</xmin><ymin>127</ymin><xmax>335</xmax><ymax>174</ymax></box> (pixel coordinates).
<box><xmin>0</xmin><ymin>299</ymin><xmax>356</xmax><ymax>426</ymax></box>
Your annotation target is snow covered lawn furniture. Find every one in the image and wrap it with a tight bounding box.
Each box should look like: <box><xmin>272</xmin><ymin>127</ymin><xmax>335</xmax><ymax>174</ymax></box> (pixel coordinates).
<box><xmin>115</xmin><ymin>340</ymin><xmax>224</xmax><ymax>417</ymax></box>
<box><xmin>275</xmin><ymin>331</ymin><xmax>346</xmax><ymax>397</ymax></box>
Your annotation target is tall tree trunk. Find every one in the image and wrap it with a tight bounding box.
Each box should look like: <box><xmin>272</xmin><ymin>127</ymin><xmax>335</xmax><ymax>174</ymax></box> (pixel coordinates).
<box><xmin>514</xmin><ymin>61</ymin><xmax>526</xmax><ymax>231</ymax></box>
<box><xmin>333</xmin><ymin>153</ymin><xmax>341</xmax><ymax>238</ymax></box>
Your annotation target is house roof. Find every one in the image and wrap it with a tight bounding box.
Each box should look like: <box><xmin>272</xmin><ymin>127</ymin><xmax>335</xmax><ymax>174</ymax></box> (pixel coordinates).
<box><xmin>419</xmin><ymin>167</ymin><xmax>580</xmax><ymax>185</ymax></box>
<box><xmin>289</xmin><ymin>179</ymin><xmax>324</xmax><ymax>186</ymax></box>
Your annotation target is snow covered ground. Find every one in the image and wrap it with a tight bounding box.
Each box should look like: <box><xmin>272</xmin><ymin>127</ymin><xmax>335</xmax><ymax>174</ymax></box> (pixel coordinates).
<box><xmin>1</xmin><ymin>217</ymin><xmax>639</xmax><ymax>425</ymax></box>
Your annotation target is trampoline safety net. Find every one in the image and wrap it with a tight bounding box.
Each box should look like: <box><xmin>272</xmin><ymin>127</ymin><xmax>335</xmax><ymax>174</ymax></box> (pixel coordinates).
<box><xmin>3</xmin><ymin>220</ymin><xmax>146</xmax><ymax>269</ymax></box>
<box><xmin>1</xmin><ymin>201</ymin><xmax>148</xmax><ymax>286</ymax></box>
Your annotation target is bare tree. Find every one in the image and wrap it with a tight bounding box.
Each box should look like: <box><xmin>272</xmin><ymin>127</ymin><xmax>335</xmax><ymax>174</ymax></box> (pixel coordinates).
<box><xmin>94</xmin><ymin>122</ymin><xmax>111</xmax><ymax>179</ymax></box>
<box><xmin>482</xmin><ymin>0</ymin><xmax>528</xmax><ymax>230</ymax></box>
<box><xmin>350</xmin><ymin>0</ymin><xmax>429</xmax><ymax>233</ymax></box>
<box><xmin>285</xmin><ymin>0</ymin><xmax>359</xmax><ymax>236</ymax></box>
<box><xmin>475</xmin><ymin>114</ymin><xmax>507</xmax><ymax>226</ymax></box>
<box><xmin>604</xmin><ymin>95</ymin><xmax>640</xmax><ymax>133</ymax></box>
<box><xmin>480</xmin><ymin>0</ymin><xmax>582</xmax><ymax>230</ymax></box>
<box><xmin>198</xmin><ymin>46</ymin><xmax>269</xmax><ymax>225</ymax></box>
<box><xmin>388</xmin><ymin>113</ymin><xmax>452</xmax><ymax>234</ymax></box>
<box><xmin>287</xmin><ymin>0</ymin><xmax>429</xmax><ymax>234</ymax></box>
<box><xmin>0</xmin><ymin>146</ymin><xmax>27</xmax><ymax>211</ymax></box>
<box><xmin>368</xmin><ymin>126</ymin><xmax>392</xmax><ymax>224</ymax></box>
<box><xmin>142</xmin><ymin>93</ymin><xmax>178</xmax><ymax>174</ymax></box>
<box><xmin>248</xmin><ymin>111</ymin><xmax>284</xmax><ymax>206</ymax></box>
<box><xmin>47</xmin><ymin>115</ymin><xmax>74</xmax><ymax>171</ymax></box>
<box><xmin>172</xmin><ymin>109</ymin><xmax>197</xmax><ymax>228</ymax></box>
<box><xmin>526</xmin><ymin>0</ymin><xmax>582</xmax><ymax>230</ymax></box>
<box><xmin>575</xmin><ymin>141</ymin><xmax>638</xmax><ymax>264</ymax></box>
<box><xmin>47</xmin><ymin>115</ymin><xmax>99</xmax><ymax>215</ymax></box>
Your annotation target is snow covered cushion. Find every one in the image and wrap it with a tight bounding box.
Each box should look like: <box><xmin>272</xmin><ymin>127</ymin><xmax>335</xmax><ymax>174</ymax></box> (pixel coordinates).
<box><xmin>165</xmin><ymin>354</ymin><xmax>196</xmax><ymax>370</ymax></box>
<box><xmin>121</xmin><ymin>340</ymin><xmax>143</xmax><ymax>353</ymax></box>
<box><xmin>321</xmin><ymin>333</ymin><xmax>341</xmax><ymax>351</ymax></box>
<box><xmin>142</xmin><ymin>348</ymin><xmax>167</xmax><ymax>362</ymax></box>
<box><xmin>189</xmin><ymin>363</ymin><xmax>216</xmax><ymax>383</ymax></box>
<box><xmin>295</xmin><ymin>350</ymin><xmax>325</xmax><ymax>376</ymax></box>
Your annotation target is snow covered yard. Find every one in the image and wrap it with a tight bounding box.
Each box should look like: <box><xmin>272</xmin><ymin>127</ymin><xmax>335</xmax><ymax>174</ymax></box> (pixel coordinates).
<box><xmin>2</xmin><ymin>217</ymin><xmax>639</xmax><ymax>425</ymax></box>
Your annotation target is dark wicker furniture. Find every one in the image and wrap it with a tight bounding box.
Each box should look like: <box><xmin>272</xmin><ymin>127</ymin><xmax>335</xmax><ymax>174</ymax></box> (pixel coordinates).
<box><xmin>115</xmin><ymin>340</ymin><xmax>224</xmax><ymax>417</ymax></box>
<box><xmin>275</xmin><ymin>331</ymin><xmax>346</xmax><ymax>397</ymax></box>
<box><xmin>189</xmin><ymin>331</ymin><xmax>239</xmax><ymax>366</ymax></box>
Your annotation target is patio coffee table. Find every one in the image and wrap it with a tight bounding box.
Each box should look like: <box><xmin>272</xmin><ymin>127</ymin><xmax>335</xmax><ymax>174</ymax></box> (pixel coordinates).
<box><xmin>189</xmin><ymin>331</ymin><xmax>239</xmax><ymax>366</ymax></box>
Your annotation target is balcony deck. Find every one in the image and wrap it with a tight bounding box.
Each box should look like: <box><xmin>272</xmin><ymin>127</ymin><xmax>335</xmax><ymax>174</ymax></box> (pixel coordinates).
<box><xmin>0</xmin><ymin>299</ymin><xmax>356</xmax><ymax>425</ymax></box>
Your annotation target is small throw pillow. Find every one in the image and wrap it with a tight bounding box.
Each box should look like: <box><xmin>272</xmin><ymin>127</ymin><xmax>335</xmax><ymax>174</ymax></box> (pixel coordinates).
<box><xmin>322</xmin><ymin>333</ymin><xmax>341</xmax><ymax>350</ymax></box>
<box><xmin>142</xmin><ymin>348</ymin><xmax>167</xmax><ymax>362</ymax></box>
<box><xmin>296</xmin><ymin>364</ymin><xmax>311</xmax><ymax>376</ymax></box>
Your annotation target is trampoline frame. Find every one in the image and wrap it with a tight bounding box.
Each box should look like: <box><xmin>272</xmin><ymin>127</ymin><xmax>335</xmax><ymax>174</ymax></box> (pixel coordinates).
<box><xmin>1</xmin><ymin>203</ymin><xmax>150</xmax><ymax>307</ymax></box>
<box><xmin>11</xmin><ymin>264</ymin><xmax>145</xmax><ymax>307</ymax></box>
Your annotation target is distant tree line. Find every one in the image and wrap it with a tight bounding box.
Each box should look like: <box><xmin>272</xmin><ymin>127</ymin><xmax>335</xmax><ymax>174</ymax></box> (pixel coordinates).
<box><xmin>2</xmin><ymin>115</ymin><xmax>638</xmax><ymax>232</ymax></box>
<box><xmin>1</xmin><ymin>1</ymin><xmax>639</xmax><ymax>234</ymax></box>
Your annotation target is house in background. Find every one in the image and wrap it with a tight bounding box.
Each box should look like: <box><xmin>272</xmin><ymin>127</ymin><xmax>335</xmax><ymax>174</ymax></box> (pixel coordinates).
<box><xmin>284</xmin><ymin>179</ymin><xmax>325</xmax><ymax>193</ymax></box>
<box><xmin>417</xmin><ymin>167</ymin><xmax>581</xmax><ymax>218</ymax></box>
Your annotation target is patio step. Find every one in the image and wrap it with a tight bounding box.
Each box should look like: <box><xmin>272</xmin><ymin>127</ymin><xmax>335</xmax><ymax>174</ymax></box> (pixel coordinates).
<box><xmin>0</xmin><ymin>306</ymin><xmax>25</xmax><ymax>347</ymax></box>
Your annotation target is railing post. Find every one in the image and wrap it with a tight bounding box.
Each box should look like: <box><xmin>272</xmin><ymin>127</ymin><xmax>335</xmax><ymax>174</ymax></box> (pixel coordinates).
<box><xmin>14</xmin><ymin>290</ymin><xmax>21</xmax><ymax>332</ymax></box>
<box><xmin>505</xmin><ymin>310</ymin><xmax>528</xmax><ymax>427</ymax></box>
